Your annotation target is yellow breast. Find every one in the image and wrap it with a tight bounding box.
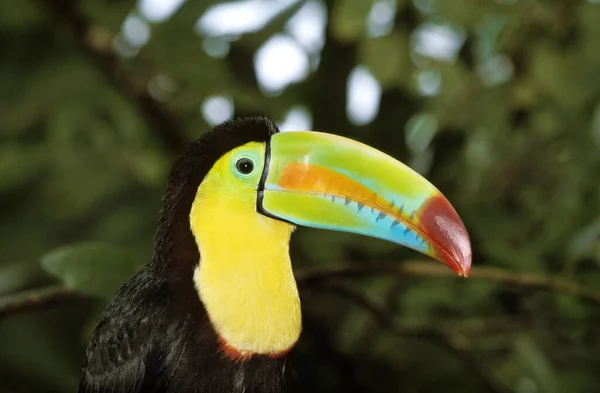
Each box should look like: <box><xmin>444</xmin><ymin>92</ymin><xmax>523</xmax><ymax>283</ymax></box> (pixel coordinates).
<box><xmin>190</xmin><ymin>164</ymin><xmax>301</xmax><ymax>357</ymax></box>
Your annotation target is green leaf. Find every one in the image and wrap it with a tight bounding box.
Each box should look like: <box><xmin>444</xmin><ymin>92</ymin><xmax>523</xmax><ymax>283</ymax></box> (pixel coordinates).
<box><xmin>41</xmin><ymin>242</ymin><xmax>142</xmax><ymax>298</ymax></box>
<box><xmin>514</xmin><ymin>335</ymin><xmax>560</xmax><ymax>393</ymax></box>
<box><xmin>0</xmin><ymin>144</ymin><xmax>48</xmax><ymax>192</ymax></box>
<box><xmin>405</xmin><ymin>112</ymin><xmax>438</xmax><ymax>153</ymax></box>
<box><xmin>331</xmin><ymin>0</ymin><xmax>373</xmax><ymax>42</ymax></box>
<box><xmin>359</xmin><ymin>32</ymin><xmax>411</xmax><ymax>87</ymax></box>
<box><xmin>567</xmin><ymin>217</ymin><xmax>600</xmax><ymax>261</ymax></box>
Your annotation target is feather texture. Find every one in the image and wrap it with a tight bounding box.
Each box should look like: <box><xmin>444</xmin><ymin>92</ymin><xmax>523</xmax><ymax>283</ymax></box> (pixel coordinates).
<box><xmin>79</xmin><ymin>118</ymin><xmax>291</xmax><ymax>393</ymax></box>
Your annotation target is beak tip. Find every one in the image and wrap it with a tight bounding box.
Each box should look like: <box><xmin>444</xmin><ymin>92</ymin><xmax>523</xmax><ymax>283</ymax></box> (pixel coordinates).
<box><xmin>420</xmin><ymin>193</ymin><xmax>472</xmax><ymax>278</ymax></box>
<box><xmin>447</xmin><ymin>253</ymin><xmax>471</xmax><ymax>278</ymax></box>
<box><xmin>463</xmin><ymin>262</ymin><xmax>471</xmax><ymax>278</ymax></box>
<box><xmin>453</xmin><ymin>232</ymin><xmax>472</xmax><ymax>278</ymax></box>
<box><xmin>446</xmin><ymin>227</ymin><xmax>472</xmax><ymax>278</ymax></box>
<box><xmin>458</xmin><ymin>258</ymin><xmax>471</xmax><ymax>278</ymax></box>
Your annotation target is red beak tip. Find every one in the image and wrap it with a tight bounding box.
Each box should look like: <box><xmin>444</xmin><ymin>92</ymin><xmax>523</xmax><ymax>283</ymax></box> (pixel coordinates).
<box><xmin>455</xmin><ymin>254</ymin><xmax>472</xmax><ymax>278</ymax></box>
<box><xmin>461</xmin><ymin>265</ymin><xmax>471</xmax><ymax>278</ymax></box>
<box><xmin>448</xmin><ymin>258</ymin><xmax>470</xmax><ymax>278</ymax></box>
<box><xmin>420</xmin><ymin>194</ymin><xmax>472</xmax><ymax>278</ymax></box>
<box><xmin>455</xmin><ymin>252</ymin><xmax>472</xmax><ymax>278</ymax></box>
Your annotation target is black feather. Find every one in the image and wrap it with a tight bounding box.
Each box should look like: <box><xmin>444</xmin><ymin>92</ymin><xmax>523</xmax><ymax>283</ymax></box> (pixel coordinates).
<box><xmin>79</xmin><ymin>118</ymin><xmax>291</xmax><ymax>393</ymax></box>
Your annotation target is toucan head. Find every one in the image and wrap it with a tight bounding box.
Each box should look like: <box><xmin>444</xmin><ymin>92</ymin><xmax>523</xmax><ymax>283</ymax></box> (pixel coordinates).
<box><xmin>169</xmin><ymin>117</ymin><xmax>471</xmax><ymax>275</ymax></box>
<box><xmin>157</xmin><ymin>117</ymin><xmax>471</xmax><ymax>357</ymax></box>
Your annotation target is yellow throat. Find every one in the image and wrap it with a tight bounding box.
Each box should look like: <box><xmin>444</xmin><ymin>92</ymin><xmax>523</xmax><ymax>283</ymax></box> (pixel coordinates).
<box><xmin>189</xmin><ymin>143</ymin><xmax>301</xmax><ymax>358</ymax></box>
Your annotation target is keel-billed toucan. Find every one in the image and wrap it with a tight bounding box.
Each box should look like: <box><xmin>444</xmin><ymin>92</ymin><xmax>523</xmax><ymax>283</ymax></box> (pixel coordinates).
<box><xmin>79</xmin><ymin>117</ymin><xmax>471</xmax><ymax>393</ymax></box>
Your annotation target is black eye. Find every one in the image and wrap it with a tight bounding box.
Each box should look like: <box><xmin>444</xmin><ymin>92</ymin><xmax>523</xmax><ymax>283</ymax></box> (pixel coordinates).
<box><xmin>235</xmin><ymin>157</ymin><xmax>255</xmax><ymax>175</ymax></box>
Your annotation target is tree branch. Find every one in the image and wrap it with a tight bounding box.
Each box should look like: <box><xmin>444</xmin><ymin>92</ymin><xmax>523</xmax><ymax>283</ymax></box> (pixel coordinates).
<box><xmin>312</xmin><ymin>281</ymin><xmax>512</xmax><ymax>393</ymax></box>
<box><xmin>296</xmin><ymin>260</ymin><xmax>600</xmax><ymax>305</ymax></box>
<box><xmin>2</xmin><ymin>260</ymin><xmax>599</xmax><ymax>320</ymax></box>
<box><xmin>0</xmin><ymin>285</ymin><xmax>82</xmax><ymax>319</ymax></box>
<box><xmin>37</xmin><ymin>0</ymin><xmax>187</xmax><ymax>156</ymax></box>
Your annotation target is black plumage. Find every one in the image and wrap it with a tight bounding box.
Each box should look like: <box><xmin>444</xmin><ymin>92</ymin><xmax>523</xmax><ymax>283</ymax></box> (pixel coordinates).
<box><xmin>79</xmin><ymin>118</ymin><xmax>291</xmax><ymax>393</ymax></box>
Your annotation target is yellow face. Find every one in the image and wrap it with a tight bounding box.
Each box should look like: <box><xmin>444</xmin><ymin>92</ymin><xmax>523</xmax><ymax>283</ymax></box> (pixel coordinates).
<box><xmin>189</xmin><ymin>142</ymin><xmax>301</xmax><ymax>358</ymax></box>
<box><xmin>193</xmin><ymin>142</ymin><xmax>266</xmax><ymax>209</ymax></box>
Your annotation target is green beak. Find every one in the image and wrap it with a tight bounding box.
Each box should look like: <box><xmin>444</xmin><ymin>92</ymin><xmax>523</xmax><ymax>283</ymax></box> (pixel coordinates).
<box><xmin>257</xmin><ymin>130</ymin><xmax>471</xmax><ymax>276</ymax></box>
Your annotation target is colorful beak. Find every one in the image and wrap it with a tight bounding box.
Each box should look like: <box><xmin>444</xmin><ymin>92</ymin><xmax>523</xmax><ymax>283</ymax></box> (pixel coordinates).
<box><xmin>257</xmin><ymin>131</ymin><xmax>471</xmax><ymax>276</ymax></box>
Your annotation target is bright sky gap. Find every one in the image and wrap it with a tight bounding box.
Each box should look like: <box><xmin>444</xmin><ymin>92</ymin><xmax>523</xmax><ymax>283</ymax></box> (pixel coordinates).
<box><xmin>135</xmin><ymin>0</ymin><xmax>466</xmax><ymax>126</ymax></box>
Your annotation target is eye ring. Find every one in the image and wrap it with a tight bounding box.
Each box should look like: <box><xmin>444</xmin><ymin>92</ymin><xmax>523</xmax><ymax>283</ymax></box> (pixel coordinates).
<box><xmin>235</xmin><ymin>157</ymin><xmax>255</xmax><ymax>176</ymax></box>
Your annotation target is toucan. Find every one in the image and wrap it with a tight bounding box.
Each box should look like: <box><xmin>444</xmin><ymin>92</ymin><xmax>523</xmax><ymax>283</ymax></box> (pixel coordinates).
<box><xmin>78</xmin><ymin>117</ymin><xmax>471</xmax><ymax>393</ymax></box>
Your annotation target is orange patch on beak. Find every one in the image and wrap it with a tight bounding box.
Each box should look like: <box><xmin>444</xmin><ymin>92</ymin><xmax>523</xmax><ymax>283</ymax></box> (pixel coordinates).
<box><xmin>278</xmin><ymin>162</ymin><xmax>394</xmax><ymax>213</ymax></box>
<box><xmin>277</xmin><ymin>162</ymin><xmax>471</xmax><ymax>276</ymax></box>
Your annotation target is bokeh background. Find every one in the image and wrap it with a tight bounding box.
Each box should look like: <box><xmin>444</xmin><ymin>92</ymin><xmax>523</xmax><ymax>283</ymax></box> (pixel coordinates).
<box><xmin>2</xmin><ymin>0</ymin><xmax>600</xmax><ymax>392</ymax></box>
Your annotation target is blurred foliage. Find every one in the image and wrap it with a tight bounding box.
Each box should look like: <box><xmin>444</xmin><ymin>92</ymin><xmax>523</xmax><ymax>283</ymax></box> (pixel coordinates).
<box><xmin>2</xmin><ymin>0</ymin><xmax>600</xmax><ymax>392</ymax></box>
<box><xmin>41</xmin><ymin>242</ymin><xmax>142</xmax><ymax>298</ymax></box>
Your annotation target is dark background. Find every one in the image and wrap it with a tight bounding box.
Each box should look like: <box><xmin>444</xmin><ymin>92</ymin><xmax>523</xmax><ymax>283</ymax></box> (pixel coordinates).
<box><xmin>2</xmin><ymin>0</ymin><xmax>600</xmax><ymax>392</ymax></box>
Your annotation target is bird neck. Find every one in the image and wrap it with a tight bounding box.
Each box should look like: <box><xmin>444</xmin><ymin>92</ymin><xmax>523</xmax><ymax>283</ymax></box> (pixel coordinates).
<box><xmin>190</xmin><ymin>195</ymin><xmax>301</xmax><ymax>359</ymax></box>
